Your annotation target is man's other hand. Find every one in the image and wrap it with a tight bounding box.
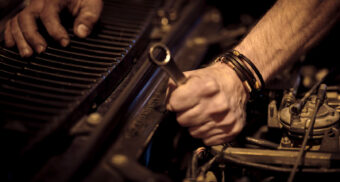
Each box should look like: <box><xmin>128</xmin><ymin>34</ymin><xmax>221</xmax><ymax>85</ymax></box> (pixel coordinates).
<box><xmin>4</xmin><ymin>0</ymin><xmax>103</xmax><ymax>57</ymax></box>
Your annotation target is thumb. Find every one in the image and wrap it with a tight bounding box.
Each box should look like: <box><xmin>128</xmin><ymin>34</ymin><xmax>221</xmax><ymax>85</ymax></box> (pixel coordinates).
<box><xmin>73</xmin><ymin>0</ymin><xmax>103</xmax><ymax>38</ymax></box>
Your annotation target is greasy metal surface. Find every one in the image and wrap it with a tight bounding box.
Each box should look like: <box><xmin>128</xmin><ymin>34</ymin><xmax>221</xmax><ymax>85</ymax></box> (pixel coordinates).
<box><xmin>0</xmin><ymin>0</ymin><xmax>157</xmax><ymax>181</ymax></box>
<box><xmin>81</xmin><ymin>5</ymin><xmax>223</xmax><ymax>182</ymax></box>
<box><xmin>280</xmin><ymin>98</ymin><xmax>339</xmax><ymax>137</ymax></box>
<box><xmin>212</xmin><ymin>146</ymin><xmax>340</xmax><ymax>168</ymax></box>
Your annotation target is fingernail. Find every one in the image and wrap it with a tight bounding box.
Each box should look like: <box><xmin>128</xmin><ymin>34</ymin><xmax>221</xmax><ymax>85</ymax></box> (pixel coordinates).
<box><xmin>21</xmin><ymin>48</ymin><xmax>31</xmax><ymax>57</ymax></box>
<box><xmin>60</xmin><ymin>38</ymin><xmax>69</xmax><ymax>47</ymax></box>
<box><xmin>36</xmin><ymin>45</ymin><xmax>46</xmax><ymax>54</ymax></box>
<box><xmin>77</xmin><ymin>24</ymin><xmax>89</xmax><ymax>38</ymax></box>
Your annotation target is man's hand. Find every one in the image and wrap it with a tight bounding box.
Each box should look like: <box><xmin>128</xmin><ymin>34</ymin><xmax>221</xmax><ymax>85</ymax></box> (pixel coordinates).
<box><xmin>166</xmin><ymin>63</ymin><xmax>248</xmax><ymax>146</ymax></box>
<box><xmin>4</xmin><ymin>0</ymin><xmax>103</xmax><ymax>57</ymax></box>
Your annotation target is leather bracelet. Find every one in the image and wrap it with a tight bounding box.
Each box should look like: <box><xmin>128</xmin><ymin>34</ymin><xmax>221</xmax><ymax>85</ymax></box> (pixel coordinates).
<box><xmin>214</xmin><ymin>56</ymin><xmax>253</xmax><ymax>94</ymax></box>
<box><xmin>231</xmin><ymin>50</ymin><xmax>265</xmax><ymax>90</ymax></box>
<box><xmin>225</xmin><ymin>52</ymin><xmax>257</xmax><ymax>92</ymax></box>
<box><xmin>214</xmin><ymin>50</ymin><xmax>265</xmax><ymax>101</ymax></box>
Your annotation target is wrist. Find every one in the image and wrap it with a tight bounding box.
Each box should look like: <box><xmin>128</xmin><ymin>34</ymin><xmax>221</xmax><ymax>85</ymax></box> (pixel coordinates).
<box><xmin>211</xmin><ymin>62</ymin><xmax>250</xmax><ymax>101</ymax></box>
<box><xmin>212</xmin><ymin>50</ymin><xmax>265</xmax><ymax>101</ymax></box>
<box><xmin>233</xmin><ymin>44</ymin><xmax>269</xmax><ymax>83</ymax></box>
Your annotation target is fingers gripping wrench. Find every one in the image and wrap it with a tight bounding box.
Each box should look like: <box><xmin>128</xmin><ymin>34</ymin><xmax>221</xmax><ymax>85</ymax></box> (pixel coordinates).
<box><xmin>148</xmin><ymin>43</ymin><xmax>187</xmax><ymax>85</ymax></box>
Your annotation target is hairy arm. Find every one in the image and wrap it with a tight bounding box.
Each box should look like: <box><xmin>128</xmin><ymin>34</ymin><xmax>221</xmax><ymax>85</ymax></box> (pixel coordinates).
<box><xmin>166</xmin><ymin>0</ymin><xmax>340</xmax><ymax>146</ymax></box>
<box><xmin>235</xmin><ymin>0</ymin><xmax>340</xmax><ymax>82</ymax></box>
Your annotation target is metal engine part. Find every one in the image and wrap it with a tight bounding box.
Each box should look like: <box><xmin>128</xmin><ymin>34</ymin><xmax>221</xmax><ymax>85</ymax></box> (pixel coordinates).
<box><xmin>280</xmin><ymin>95</ymin><xmax>339</xmax><ymax>139</ymax></box>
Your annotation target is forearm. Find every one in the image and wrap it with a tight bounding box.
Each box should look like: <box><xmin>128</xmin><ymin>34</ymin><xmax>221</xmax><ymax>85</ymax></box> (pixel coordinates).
<box><xmin>234</xmin><ymin>0</ymin><xmax>340</xmax><ymax>83</ymax></box>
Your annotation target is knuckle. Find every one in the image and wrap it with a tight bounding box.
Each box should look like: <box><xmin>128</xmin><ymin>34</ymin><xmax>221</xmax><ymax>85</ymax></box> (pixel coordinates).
<box><xmin>176</xmin><ymin>117</ymin><xmax>189</xmax><ymax>127</ymax></box>
<box><xmin>202</xmin><ymin>122</ymin><xmax>214</xmax><ymax>133</ymax></box>
<box><xmin>40</xmin><ymin>9</ymin><xmax>57</xmax><ymax>25</ymax></box>
<box><xmin>17</xmin><ymin>10</ymin><xmax>25</xmax><ymax>16</ymax></box>
<box><xmin>46</xmin><ymin>25</ymin><xmax>66</xmax><ymax>40</ymax></box>
<box><xmin>168</xmin><ymin>99</ymin><xmax>176</xmax><ymax>110</ymax></box>
<box><xmin>216</xmin><ymin>135</ymin><xmax>230</xmax><ymax>145</ymax></box>
<box><xmin>166</xmin><ymin>103</ymin><xmax>173</xmax><ymax>111</ymax></box>
<box><xmin>83</xmin><ymin>11</ymin><xmax>97</xmax><ymax>20</ymax></box>
<box><xmin>226</xmin><ymin>118</ymin><xmax>236</xmax><ymax>126</ymax></box>
<box><xmin>39</xmin><ymin>9</ymin><xmax>49</xmax><ymax>20</ymax></box>
<box><xmin>215</xmin><ymin>99</ymin><xmax>228</xmax><ymax>112</ymax></box>
<box><xmin>201</xmin><ymin>79</ymin><xmax>219</xmax><ymax>95</ymax></box>
<box><xmin>221</xmin><ymin>116</ymin><xmax>235</xmax><ymax>127</ymax></box>
<box><xmin>234</xmin><ymin>121</ymin><xmax>245</xmax><ymax>133</ymax></box>
<box><xmin>203</xmin><ymin>139</ymin><xmax>212</xmax><ymax>146</ymax></box>
<box><xmin>4</xmin><ymin>23</ymin><xmax>11</xmax><ymax>34</ymax></box>
<box><xmin>17</xmin><ymin>13</ymin><xmax>25</xmax><ymax>25</ymax></box>
<box><xmin>10</xmin><ymin>22</ymin><xmax>20</xmax><ymax>35</ymax></box>
<box><xmin>77</xmin><ymin>12</ymin><xmax>98</xmax><ymax>27</ymax></box>
<box><xmin>9</xmin><ymin>17</ymin><xmax>16</xmax><ymax>27</ymax></box>
<box><xmin>5</xmin><ymin>20</ymin><xmax>11</xmax><ymax>29</ymax></box>
<box><xmin>220</xmin><ymin>102</ymin><xmax>229</xmax><ymax>112</ymax></box>
<box><xmin>23</xmin><ymin>33</ymin><xmax>37</xmax><ymax>44</ymax></box>
<box><xmin>168</xmin><ymin>96</ymin><xmax>181</xmax><ymax>111</ymax></box>
<box><xmin>178</xmin><ymin>112</ymin><xmax>195</xmax><ymax>123</ymax></box>
<box><xmin>4</xmin><ymin>36</ymin><xmax>14</xmax><ymax>47</ymax></box>
<box><xmin>48</xmin><ymin>29</ymin><xmax>60</xmax><ymax>38</ymax></box>
<box><xmin>26</xmin><ymin>0</ymin><xmax>44</xmax><ymax>13</ymax></box>
<box><xmin>220</xmin><ymin>136</ymin><xmax>230</xmax><ymax>143</ymax></box>
<box><xmin>5</xmin><ymin>19</ymin><xmax>11</xmax><ymax>25</ymax></box>
<box><xmin>18</xmin><ymin>9</ymin><xmax>29</xmax><ymax>18</ymax></box>
<box><xmin>189</xmin><ymin>130</ymin><xmax>201</xmax><ymax>139</ymax></box>
<box><xmin>40</xmin><ymin>4</ymin><xmax>54</xmax><ymax>16</ymax></box>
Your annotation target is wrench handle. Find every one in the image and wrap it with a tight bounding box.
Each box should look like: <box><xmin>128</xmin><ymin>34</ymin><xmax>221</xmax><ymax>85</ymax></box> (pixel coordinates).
<box><xmin>149</xmin><ymin>43</ymin><xmax>187</xmax><ymax>85</ymax></box>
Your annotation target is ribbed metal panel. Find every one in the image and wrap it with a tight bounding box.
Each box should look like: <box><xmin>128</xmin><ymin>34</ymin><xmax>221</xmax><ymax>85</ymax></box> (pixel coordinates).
<box><xmin>0</xmin><ymin>0</ymin><xmax>156</xmax><ymax>151</ymax></box>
